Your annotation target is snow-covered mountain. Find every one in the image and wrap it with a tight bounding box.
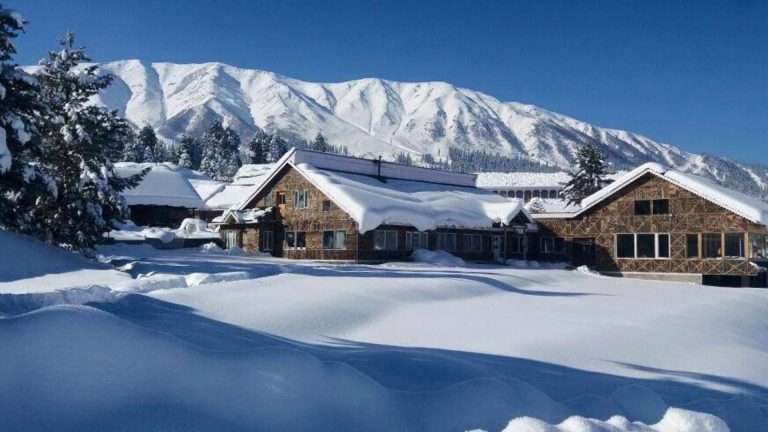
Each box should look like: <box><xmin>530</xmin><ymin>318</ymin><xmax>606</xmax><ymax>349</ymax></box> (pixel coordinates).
<box><xmin>88</xmin><ymin>59</ymin><xmax>767</xmax><ymax>198</ymax></box>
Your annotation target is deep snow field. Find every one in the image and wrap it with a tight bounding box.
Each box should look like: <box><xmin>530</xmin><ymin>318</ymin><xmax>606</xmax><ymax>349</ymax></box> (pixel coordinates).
<box><xmin>1</xmin><ymin>231</ymin><xmax>767</xmax><ymax>432</ymax></box>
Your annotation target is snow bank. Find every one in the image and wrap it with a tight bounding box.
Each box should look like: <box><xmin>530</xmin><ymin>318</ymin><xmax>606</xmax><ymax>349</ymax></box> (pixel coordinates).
<box><xmin>493</xmin><ymin>407</ymin><xmax>728</xmax><ymax>432</ymax></box>
<box><xmin>107</xmin><ymin>218</ymin><xmax>220</xmax><ymax>243</ymax></box>
<box><xmin>411</xmin><ymin>249</ymin><xmax>465</xmax><ymax>267</ymax></box>
<box><xmin>506</xmin><ymin>259</ymin><xmax>568</xmax><ymax>270</ymax></box>
<box><xmin>185</xmin><ymin>271</ymin><xmax>251</xmax><ymax>286</ymax></box>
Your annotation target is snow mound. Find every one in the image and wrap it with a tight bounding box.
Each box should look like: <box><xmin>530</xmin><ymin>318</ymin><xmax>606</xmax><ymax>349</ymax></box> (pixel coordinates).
<box><xmin>0</xmin><ymin>230</ymin><xmax>111</xmax><ymax>282</ymax></box>
<box><xmin>495</xmin><ymin>407</ymin><xmax>728</xmax><ymax>432</ymax></box>
<box><xmin>411</xmin><ymin>249</ymin><xmax>465</xmax><ymax>267</ymax></box>
<box><xmin>185</xmin><ymin>271</ymin><xmax>251</xmax><ymax>287</ymax></box>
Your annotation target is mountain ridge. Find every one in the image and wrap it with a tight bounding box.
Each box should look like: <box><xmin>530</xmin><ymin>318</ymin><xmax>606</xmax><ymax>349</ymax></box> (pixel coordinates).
<box><xmin>71</xmin><ymin>59</ymin><xmax>767</xmax><ymax>198</ymax></box>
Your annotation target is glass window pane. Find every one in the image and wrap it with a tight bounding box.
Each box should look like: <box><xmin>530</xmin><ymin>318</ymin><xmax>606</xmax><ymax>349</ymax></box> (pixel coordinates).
<box><xmin>374</xmin><ymin>231</ymin><xmax>386</xmax><ymax>250</ymax></box>
<box><xmin>322</xmin><ymin>231</ymin><xmax>334</xmax><ymax>249</ymax></box>
<box><xmin>335</xmin><ymin>231</ymin><xmax>346</xmax><ymax>249</ymax></box>
<box><xmin>637</xmin><ymin>234</ymin><xmax>655</xmax><ymax>258</ymax></box>
<box><xmin>296</xmin><ymin>232</ymin><xmax>306</xmax><ymax>248</ymax></box>
<box><xmin>634</xmin><ymin>200</ymin><xmax>651</xmax><ymax>215</ymax></box>
<box><xmin>617</xmin><ymin>234</ymin><xmax>635</xmax><ymax>258</ymax></box>
<box><xmin>652</xmin><ymin>199</ymin><xmax>669</xmax><ymax>214</ymax></box>
<box><xmin>657</xmin><ymin>234</ymin><xmax>670</xmax><ymax>258</ymax></box>
<box><xmin>703</xmin><ymin>233</ymin><xmax>722</xmax><ymax>258</ymax></box>
<box><xmin>724</xmin><ymin>233</ymin><xmax>745</xmax><ymax>258</ymax></box>
<box><xmin>686</xmin><ymin>234</ymin><xmax>699</xmax><ymax>258</ymax></box>
<box><xmin>386</xmin><ymin>231</ymin><xmax>398</xmax><ymax>250</ymax></box>
<box><xmin>286</xmin><ymin>231</ymin><xmax>295</xmax><ymax>248</ymax></box>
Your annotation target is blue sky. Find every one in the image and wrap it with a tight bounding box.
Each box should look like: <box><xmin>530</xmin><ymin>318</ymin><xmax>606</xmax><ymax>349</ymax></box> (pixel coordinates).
<box><xmin>8</xmin><ymin>0</ymin><xmax>767</xmax><ymax>164</ymax></box>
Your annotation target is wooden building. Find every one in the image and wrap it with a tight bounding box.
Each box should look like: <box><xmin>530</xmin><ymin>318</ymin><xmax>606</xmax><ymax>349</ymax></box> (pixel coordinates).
<box><xmin>531</xmin><ymin>163</ymin><xmax>768</xmax><ymax>287</ymax></box>
<box><xmin>215</xmin><ymin>149</ymin><xmax>535</xmax><ymax>262</ymax></box>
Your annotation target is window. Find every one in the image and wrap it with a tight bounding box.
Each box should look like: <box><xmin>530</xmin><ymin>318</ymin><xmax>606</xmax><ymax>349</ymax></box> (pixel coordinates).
<box><xmin>515</xmin><ymin>190</ymin><xmax>524</xmax><ymax>199</ymax></box>
<box><xmin>703</xmin><ymin>233</ymin><xmax>722</xmax><ymax>258</ymax></box>
<box><xmin>261</xmin><ymin>230</ymin><xmax>273</xmax><ymax>251</ymax></box>
<box><xmin>293</xmin><ymin>190</ymin><xmax>309</xmax><ymax>209</ymax></box>
<box><xmin>263</xmin><ymin>192</ymin><xmax>274</xmax><ymax>206</ymax></box>
<box><xmin>686</xmin><ymin>234</ymin><xmax>699</xmax><ymax>258</ymax></box>
<box><xmin>406</xmin><ymin>232</ymin><xmax>429</xmax><ymax>250</ymax></box>
<box><xmin>549</xmin><ymin>190</ymin><xmax>558</xmax><ymax>199</ymax></box>
<box><xmin>616</xmin><ymin>234</ymin><xmax>635</xmax><ymax>258</ymax></box>
<box><xmin>524</xmin><ymin>190</ymin><xmax>532</xmax><ymax>202</ymax></box>
<box><xmin>657</xmin><ymin>234</ymin><xmax>670</xmax><ymax>258</ymax></box>
<box><xmin>750</xmin><ymin>234</ymin><xmax>768</xmax><ymax>260</ymax></box>
<box><xmin>285</xmin><ymin>231</ymin><xmax>306</xmax><ymax>249</ymax></box>
<box><xmin>322</xmin><ymin>230</ymin><xmax>346</xmax><ymax>249</ymax></box>
<box><xmin>374</xmin><ymin>230</ymin><xmax>398</xmax><ymax>250</ymax></box>
<box><xmin>634</xmin><ymin>200</ymin><xmax>651</xmax><ymax>215</ymax></box>
<box><xmin>437</xmin><ymin>233</ymin><xmax>457</xmax><ymax>251</ymax></box>
<box><xmin>541</xmin><ymin>237</ymin><xmax>564</xmax><ymax>254</ymax></box>
<box><xmin>533</xmin><ymin>190</ymin><xmax>540</xmax><ymax>198</ymax></box>
<box><xmin>635</xmin><ymin>199</ymin><xmax>670</xmax><ymax>215</ymax></box>
<box><xmin>636</xmin><ymin>234</ymin><xmax>655</xmax><ymax>258</ymax></box>
<box><xmin>724</xmin><ymin>233</ymin><xmax>745</xmax><ymax>258</ymax></box>
<box><xmin>616</xmin><ymin>233</ymin><xmax>670</xmax><ymax>259</ymax></box>
<box><xmin>464</xmin><ymin>234</ymin><xmax>482</xmax><ymax>252</ymax></box>
<box><xmin>322</xmin><ymin>200</ymin><xmax>332</xmax><ymax>212</ymax></box>
<box><xmin>652</xmin><ymin>199</ymin><xmax>669</xmax><ymax>215</ymax></box>
<box><xmin>276</xmin><ymin>192</ymin><xmax>286</xmax><ymax>205</ymax></box>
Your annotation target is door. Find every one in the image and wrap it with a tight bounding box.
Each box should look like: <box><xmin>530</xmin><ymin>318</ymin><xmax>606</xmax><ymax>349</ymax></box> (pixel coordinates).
<box><xmin>572</xmin><ymin>237</ymin><xmax>595</xmax><ymax>266</ymax></box>
<box><xmin>491</xmin><ymin>235</ymin><xmax>504</xmax><ymax>262</ymax></box>
<box><xmin>225</xmin><ymin>230</ymin><xmax>240</xmax><ymax>249</ymax></box>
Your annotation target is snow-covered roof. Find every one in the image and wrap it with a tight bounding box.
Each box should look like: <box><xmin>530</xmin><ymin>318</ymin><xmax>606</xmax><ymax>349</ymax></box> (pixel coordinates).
<box><xmin>525</xmin><ymin>198</ymin><xmax>580</xmax><ymax>218</ymax></box>
<box><xmin>476</xmin><ymin>171</ymin><xmax>571</xmax><ymax>189</ymax></box>
<box><xmin>189</xmin><ymin>179</ymin><xmax>226</xmax><ymax>202</ymax></box>
<box><xmin>238</xmin><ymin>149</ymin><xmax>530</xmax><ymax>233</ymax></box>
<box><xmin>202</xmin><ymin>163</ymin><xmax>274</xmax><ymax>210</ymax></box>
<box><xmin>115</xmin><ymin>163</ymin><xmax>205</xmax><ymax>208</ymax></box>
<box><xmin>578</xmin><ymin>162</ymin><xmax>768</xmax><ymax>225</ymax></box>
<box><xmin>213</xmin><ymin>207</ymin><xmax>272</xmax><ymax>225</ymax></box>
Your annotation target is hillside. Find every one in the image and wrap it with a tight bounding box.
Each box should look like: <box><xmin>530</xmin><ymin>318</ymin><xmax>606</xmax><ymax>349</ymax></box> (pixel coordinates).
<box><xmin>78</xmin><ymin>60</ymin><xmax>767</xmax><ymax>198</ymax></box>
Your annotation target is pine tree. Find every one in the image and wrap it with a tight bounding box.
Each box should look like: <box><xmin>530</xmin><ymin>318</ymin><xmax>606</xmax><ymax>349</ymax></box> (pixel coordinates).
<box><xmin>562</xmin><ymin>144</ymin><xmax>609</xmax><ymax>206</ymax></box>
<box><xmin>268</xmin><ymin>133</ymin><xmax>287</xmax><ymax>162</ymax></box>
<box><xmin>0</xmin><ymin>7</ymin><xmax>52</xmax><ymax>235</ymax></box>
<box><xmin>247</xmin><ymin>128</ymin><xmax>269</xmax><ymax>164</ymax></box>
<box><xmin>310</xmin><ymin>132</ymin><xmax>328</xmax><ymax>153</ymax></box>
<box><xmin>177</xmin><ymin>135</ymin><xmax>200</xmax><ymax>169</ymax></box>
<box><xmin>199</xmin><ymin>121</ymin><xmax>241</xmax><ymax>180</ymax></box>
<box><xmin>137</xmin><ymin>125</ymin><xmax>158</xmax><ymax>162</ymax></box>
<box><xmin>35</xmin><ymin>32</ymin><xmax>145</xmax><ymax>251</ymax></box>
<box><xmin>121</xmin><ymin>128</ymin><xmax>144</xmax><ymax>162</ymax></box>
<box><xmin>221</xmin><ymin>125</ymin><xmax>241</xmax><ymax>180</ymax></box>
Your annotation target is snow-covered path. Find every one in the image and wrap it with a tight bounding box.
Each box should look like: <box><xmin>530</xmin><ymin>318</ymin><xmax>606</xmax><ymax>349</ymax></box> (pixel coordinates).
<box><xmin>1</xmin><ymin>240</ymin><xmax>766</xmax><ymax>431</ymax></box>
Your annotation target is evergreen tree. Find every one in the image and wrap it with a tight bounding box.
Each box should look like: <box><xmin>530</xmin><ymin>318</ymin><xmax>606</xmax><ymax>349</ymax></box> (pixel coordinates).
<box><xmin>121</xmin><ymin>128</ymin><xmax>144</xmax><ymax>162</ymax></box>
<box><xmin>310</xmin><ymin>132</ymin><xmax>328</xmax><ymax>153</ymax></box>
<box><xmin>199</xmin><ymin>121</ymin><xmax>241</xmax><ymax>180</ymax></box>
<box><xmin>0</xmin><ymin>7</ymin><xmax>52</xmax><ymax>235</ymax></box>
<box><xmin>177</xmin><ymin>135</ymin><xmax>200</xmax><ymax>169</ymax></box>
<box><xmin>137</xmin><ymin>125</ymin><xmax>158</xmax><ymax>162</ymax></box>
<box><xmin>268</xmin><ymin>133</ymin><xmax>287</xmax><ymax>162</ymax></box>
<box><xmin>562</xmin><ymin>144</ymin><xmax>609</xmax><ymax>206</ymax></box>
<box><xmin>395</xmin><ymin>152</ymin><xmax>413</xmax><ymax>166</ymax></box>
<box><xmin>247</xmin><ymin>128</ymin><xmax>269</xmax><ymax>164</ymax></box>
<box><xmin>35</xmin><ymin>33</ymin><xmax>145</xmax><ymax>250</ymax></box>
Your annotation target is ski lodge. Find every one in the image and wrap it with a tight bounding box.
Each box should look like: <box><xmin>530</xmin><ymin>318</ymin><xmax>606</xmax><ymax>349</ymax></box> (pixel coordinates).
<box><xmin>213</xmin><ymin>150</ymin><xmax>768</xmax><ymax>287</ymax></box>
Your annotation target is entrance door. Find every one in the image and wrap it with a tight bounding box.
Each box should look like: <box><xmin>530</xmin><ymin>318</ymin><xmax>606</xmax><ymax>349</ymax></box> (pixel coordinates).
<box><xmin>225</xmin><ymin>231</ymin><xmax>239</xmax><ymax>249</ymax></box>
<box><xmin>491</xmin><ymin>235</ymin><xmax>504</xmax><ymax>262</ymax></box>
<box><xmin>572</xmin><ymin>237</ymin><xmax>595</xmax><ymax>266</ymax></box>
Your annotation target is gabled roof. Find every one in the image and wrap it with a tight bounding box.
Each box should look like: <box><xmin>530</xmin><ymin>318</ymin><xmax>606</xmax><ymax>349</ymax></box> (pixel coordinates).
<box><xmin>237</xmin><ymin>148</ymin><xmax>531</xmax><ymax>233</ymax></box>
<box><xmin>576</xmin><ymin>162</ymin><xmax>768</xmax><ymax>225</ymax></box>
<box><xmin>115</xmin><ymin>162</ymin><xmax>205</xmax><ymax>209</ymax></box>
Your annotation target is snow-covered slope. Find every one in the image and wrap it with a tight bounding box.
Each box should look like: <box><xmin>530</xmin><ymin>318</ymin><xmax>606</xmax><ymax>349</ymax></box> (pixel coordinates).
<box><xmin>82</xmin><ymin>60</ymin><xmax>767</xmax><ymax>199</ymax></box>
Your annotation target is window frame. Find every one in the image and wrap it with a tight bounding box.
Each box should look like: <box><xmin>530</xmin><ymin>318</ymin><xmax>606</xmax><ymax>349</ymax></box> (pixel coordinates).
<box><xmin>634</xmin><ymin>200</ymin><xmax>652</xmax><ymax>215</ymax></box>
<box><xmin>322</xmin><ymin>230</ymin><xmax>346</xmax><ymax>250</ymax></box>
<box><xmin>374</xmin><ymin>230</ymin><xmax>399</xmax><ymax>251</ymax></box>
<box><xmin>437</xmin><ymin>232</ymin><xmax>457</xmax><ymax>252</ymax></box>
<box><xmin>293</xmin><ymin>190</ymin><xmax>309</xmax><ymax>209</ymax></box>
<box><xmin>321</xmin><ymin>199</ymin><xmax>332</xmax><ymax>212</ymax></box>
<box><xmin>702</xmin><ymin>232</ymin><xmax>723</xmax><ymax>259</ymax></box>
<box><xmin>685</xmin><ymin>233</ymin><xmax>700</xmax><ymax>259</ymax></box>
<box><xmin>285</xmin><ymin>230</ymin><xmax>306</xmax><ymax>250</ymax></box>
<box><xmin>615</xmin><ymin>233</ymin><xmax>671</xmax><ymax>260</ymax></box>
<box><xmin>750</xmin><ymin>233</ymin><xmax>768</xmax><ymax>261</ymax></box>
<box><xmin>652</xmin><ymin>199</ymin><xmax>670</xmax><ymax>215</ymax></box>
<box><xmin>276</xmin><ymin>192</ymin><xmax>286</xmax><ymax>205</ymax></box>
<box><xmin>724</xmin><ymin>232</ymin><xmax>746</xmax><ymax>259</ymax></box>
<box><xmin>405</xmin><ymin>231</ymin><xmax>429</xmax><ymax>250</ymax></box>
<box><xmin>463</xmin><ymin>233</ymin><xmax>483</xmax><ymax>252</ymax></box>
<box><xmin>261</xmin><ymin>230</ymin><xmax>273</xmax><ymax>251</ymax></box>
